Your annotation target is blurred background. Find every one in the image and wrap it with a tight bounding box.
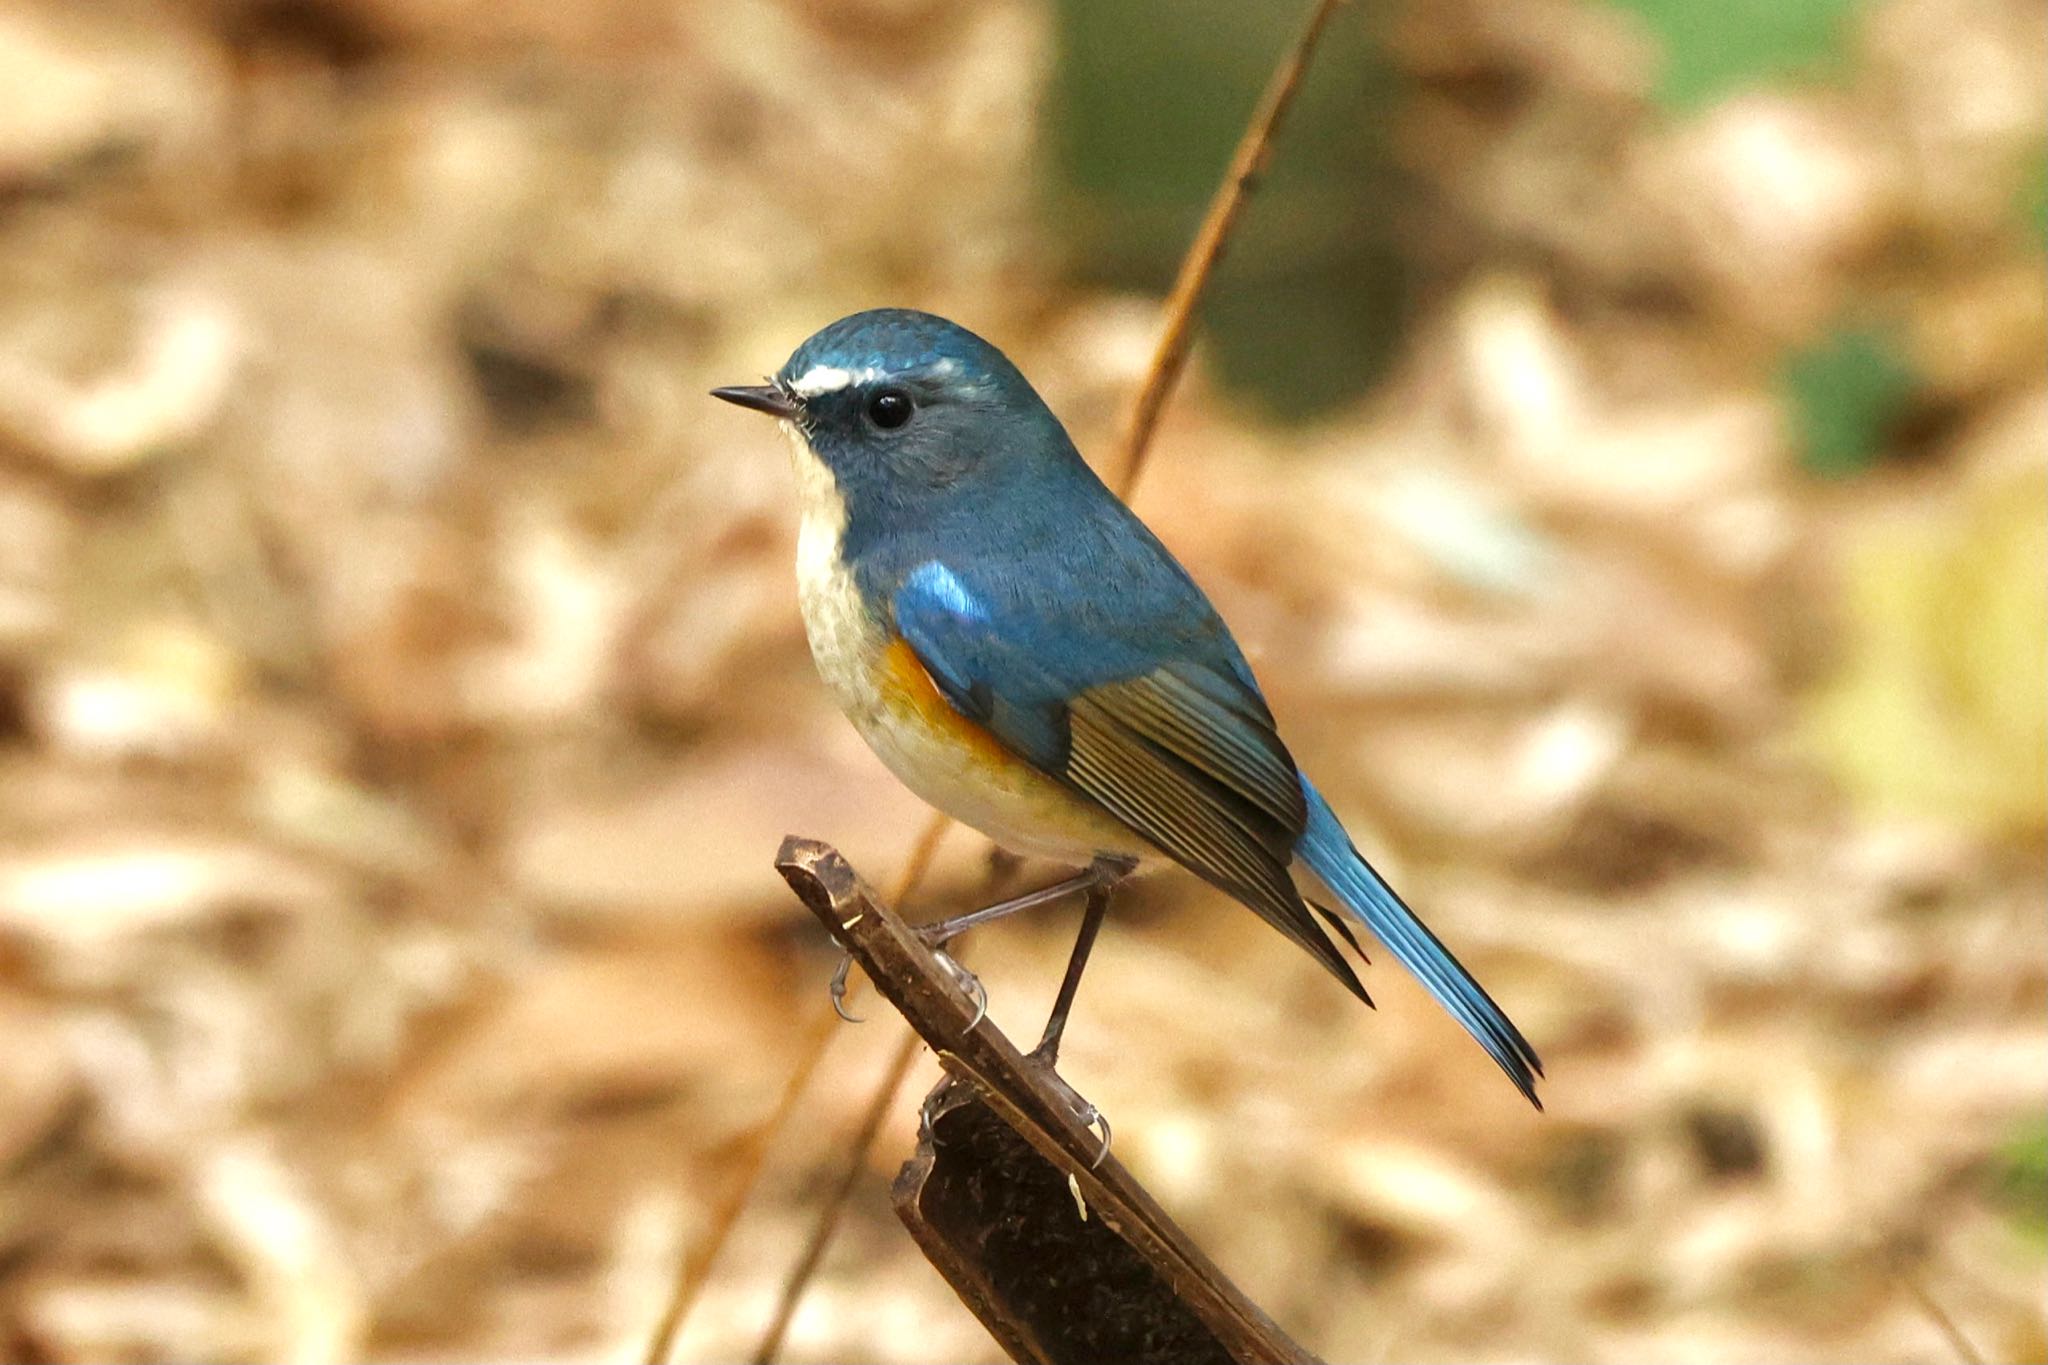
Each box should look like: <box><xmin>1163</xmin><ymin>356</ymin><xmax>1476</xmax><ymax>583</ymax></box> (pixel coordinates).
<box><xmin>0</xmin><ymin>0</ymin><xmax>2042</xmax><ymax>1360</ymax></box>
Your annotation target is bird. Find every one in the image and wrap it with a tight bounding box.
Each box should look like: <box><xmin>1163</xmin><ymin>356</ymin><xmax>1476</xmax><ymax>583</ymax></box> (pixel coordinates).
<box><xmin>713</xmin><ymin>308</ymin><xmax>1542</xmax><ymax>1109</ymax></box>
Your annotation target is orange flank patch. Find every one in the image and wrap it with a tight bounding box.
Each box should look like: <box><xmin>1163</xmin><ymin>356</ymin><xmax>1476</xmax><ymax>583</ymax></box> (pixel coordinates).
<box><xmin>878</xmin><ymin>636</ymin><xmax>1023</xmax><ymax>773</ymax></box>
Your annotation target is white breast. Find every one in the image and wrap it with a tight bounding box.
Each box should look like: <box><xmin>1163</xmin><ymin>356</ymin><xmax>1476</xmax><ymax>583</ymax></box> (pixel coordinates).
<box><xmin>783</xmin><ymin>422</ymin><xmax>889</xmax><ymax>723</ymax></box>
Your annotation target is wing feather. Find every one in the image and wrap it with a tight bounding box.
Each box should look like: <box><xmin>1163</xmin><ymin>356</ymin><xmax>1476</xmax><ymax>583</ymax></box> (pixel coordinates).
<box><xmin>891</xmin><ymin>559</ymin><xmax>1364</xmax><ymax>1001</ymax></box>
<box><xmin>1064</xmin><ymin>696</ymin><xmax>1366</xmax><ymax>1002</ymax></box>
<box><xmin>1080</xmin><ymin>668</ymin><xmax>1305</xmax><ymax>830</ymax></box>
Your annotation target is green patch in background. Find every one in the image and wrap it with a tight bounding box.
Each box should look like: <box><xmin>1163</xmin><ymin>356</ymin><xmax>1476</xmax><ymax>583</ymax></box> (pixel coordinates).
<box><xmin>1781</xmin><ymin>323</ymin><xmax>1916</xmax><ymax>478</ymax></box>
<box><xmin>1044</xmin><ymin>0</ymin><xmax>1410</xmax><ymax>421</ymax></box>
<box><xmin>1601</xmin><ymin>0</ymin><xmax>1867</xmax><ymax>111</ymax></box>
<box><xmin>1991</xmin><ymin>1118</ymin><xmax>2048</xmax><ymax>1246</ymax></box>
<box><xmin>2019</xmin><ymin>149</ymin><xmax>2048</xmax><ymax>248</ymax></box>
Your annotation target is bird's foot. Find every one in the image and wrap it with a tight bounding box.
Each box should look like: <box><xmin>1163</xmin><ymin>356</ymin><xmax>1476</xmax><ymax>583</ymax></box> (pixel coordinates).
<box><xmin>827</xmin><ymin>952</ymin><xmax>863</xmax><ymax>1023</ymax></box>
<box><xmin>919</xmin><ymin>938</ymin><xmax>988</xmax><ymax>1030</ymax></box>
<box><xmin>1024</xmin><ymin>1042</ymin><xmax>1111</xmax><ymax>1170</ymax></box>
<box><xmin>831</xmin><ymin>918</ymin><xmax>991</xmax><ymax>1029</ymax></box>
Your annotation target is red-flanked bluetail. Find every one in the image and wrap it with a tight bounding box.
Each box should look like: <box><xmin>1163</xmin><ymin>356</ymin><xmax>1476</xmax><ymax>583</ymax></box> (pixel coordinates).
<box><xmin>714</xmin><ymin>309</ymin><xmax>1542</xmax><ymax>1108</ymax></box>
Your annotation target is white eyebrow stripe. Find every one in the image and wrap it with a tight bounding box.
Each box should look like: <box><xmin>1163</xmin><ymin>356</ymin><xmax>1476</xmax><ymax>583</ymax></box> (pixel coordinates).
<box><xmin>787</xmin><ymin>364</ymin><xmax>883</xmax><ymax>398</ymax></box>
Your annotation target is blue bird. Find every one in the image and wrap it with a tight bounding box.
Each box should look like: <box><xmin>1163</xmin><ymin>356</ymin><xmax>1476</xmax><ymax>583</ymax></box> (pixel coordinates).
<box><xmin>714</xmin><ymin>308</ymin><xmax>1542</xmax><ymax>1108</ymax></box>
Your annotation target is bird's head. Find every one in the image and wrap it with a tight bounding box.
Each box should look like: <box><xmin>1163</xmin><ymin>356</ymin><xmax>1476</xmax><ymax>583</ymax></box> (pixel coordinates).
<box><xmin>713</xmin><ymin>309</ymin><xmax>1071</xmax><ymax>521</ymax></box>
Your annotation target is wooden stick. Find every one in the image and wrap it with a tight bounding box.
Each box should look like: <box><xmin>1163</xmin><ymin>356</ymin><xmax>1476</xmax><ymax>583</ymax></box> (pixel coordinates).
<box><xmin>777</xmin><ymin>838</ymin><xmax>1323</xmax><ymax>1365</ymax></box>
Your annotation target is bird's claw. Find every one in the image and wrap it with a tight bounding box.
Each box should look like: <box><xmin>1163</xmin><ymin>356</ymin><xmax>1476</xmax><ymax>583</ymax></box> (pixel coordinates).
<box><xmin>1080</xmin><ymin>1108</ymin><xmax>1111</xmax><ymax>1170</ymax></box>
<box><xmin>828</xmin><ymin>953</ymin><xmax>863</xmax><ymax>1023</ymax></box>
<box><xmin>1026</xmin><ymin>1046</ymin><xmax>1111</xmax><ymax>1169</ymax></box>
<box><xmin>925</xmin><ymin>944</ymin><xmax>988</xmax><ymax>1030</ymax></box>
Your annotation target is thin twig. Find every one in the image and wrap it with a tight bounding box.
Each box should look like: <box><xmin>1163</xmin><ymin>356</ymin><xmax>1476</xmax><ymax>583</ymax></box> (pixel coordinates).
<box><xmin>641</xmin><ymin>814</ymin><xmax>950</xmax><ymax>1365</ymax></box>
<box><xmin>1890</xmin><ymin>1254</ymin><xmax>1986</xmax><ymax>1365</ymax></box>
<box><xmin>639</xmin><ymin>1004</ymin><xmax>837</xmax><ymax>1365</ymax></box>
<box><xmin>747</xmin><ymin>1029</ymin><xmax>923</xmax><ymax>1365</ymax></box>
<box><xmin>1104</xmin><ymin>0</ymin><xmax>1349</xmax><ymax>494</ymax></box>
<box><xmin>670</xmin><ymin>5</ymin><xmax>1351</xmax><ymax>1358</ymax></box>
<box><xmin>885</xmin><ymin>814</ymin><xmax>956</xmax><ymax>927</ymax></box>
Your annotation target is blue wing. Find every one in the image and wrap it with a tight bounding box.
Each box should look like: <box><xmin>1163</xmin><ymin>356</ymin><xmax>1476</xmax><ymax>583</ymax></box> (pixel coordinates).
<box><xmin>884</xmin><ymin>530</ymin><xmax>1540</xmax><ymax>1105</ymax></box>
<box><xmin>890</xmin><ymin>556</ymin><xmax>1366</xmax><ymax>1001</ymax></box>
<box><xmin>850</xmin><ymin>432</ymin><xmax>1539</xmax><ymax>1106</ymax></box>
<box><xmin>890</xmin><ymin>553</ymin><xmax>1542</xmax><ymax>1106</ymax></box>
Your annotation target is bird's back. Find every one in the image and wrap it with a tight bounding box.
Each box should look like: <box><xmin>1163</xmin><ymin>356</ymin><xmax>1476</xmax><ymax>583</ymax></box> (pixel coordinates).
<box><xmin>848</xmin><ymin>435</ymin><xmax>1260</xmax><ymax>704</ymax></box>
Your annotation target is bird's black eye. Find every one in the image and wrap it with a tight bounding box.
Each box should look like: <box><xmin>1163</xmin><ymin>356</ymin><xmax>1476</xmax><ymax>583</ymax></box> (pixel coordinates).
<box><xmin>865</xmin><ymin>388</ymin><xmax>914</xmax><ymax>430</ymax></box>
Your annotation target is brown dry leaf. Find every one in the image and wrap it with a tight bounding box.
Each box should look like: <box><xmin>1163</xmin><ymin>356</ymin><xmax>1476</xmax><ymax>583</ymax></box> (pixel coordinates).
<box><xmin>0</xmin><ymin>0</ymin><xmax>2041</xmax><ymax>1361</ymax></box>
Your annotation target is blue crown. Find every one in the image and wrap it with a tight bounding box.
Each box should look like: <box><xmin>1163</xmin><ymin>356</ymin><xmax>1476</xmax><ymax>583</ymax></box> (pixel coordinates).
<box><xmin>779</xmin><ymin>308</ymin><xmax>1025</xmax><ymax>393</ymax></box>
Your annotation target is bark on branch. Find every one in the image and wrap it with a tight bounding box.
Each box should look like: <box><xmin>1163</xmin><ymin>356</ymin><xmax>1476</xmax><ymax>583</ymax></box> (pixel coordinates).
<box><xmin>775</xmin><ymin>836</ymin><xmax>1323</xmax><ymax>1365</ymax></box>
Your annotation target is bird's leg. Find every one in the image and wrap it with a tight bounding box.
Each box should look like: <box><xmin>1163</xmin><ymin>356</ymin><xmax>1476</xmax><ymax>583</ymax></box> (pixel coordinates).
<box><xmin>1030</xmin><ymin>873</ymin><xmax>1115</xmax><ymax>1067</ymax></box>
<box><xmin>914</xmin><ymin>866</ymin><xmax>1104</xmax><ymax>948</ymax></box>
<box><xmin>1025</xmin><ymin>857</ymin><xmax>1133</xmax><ymax>1169</ymax></box>
<box><xmin>913</xmin><ymin>860</ymin><xmax>1125</xmax><ymax>1034</ymax></box>
<box><xmin>826</xmin><ymin>859</ymin><xmax>1112</xmax><ymax>1025</ymax></box>
<box><xmin>827</xmin><ymin>853</ymin><xmax>1132</xmax><ymax>1166</ymax></box>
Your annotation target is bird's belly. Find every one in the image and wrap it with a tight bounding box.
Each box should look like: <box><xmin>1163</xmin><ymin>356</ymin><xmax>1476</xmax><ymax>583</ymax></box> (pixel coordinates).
<box><xmin>858</xmin><ymin>636</ymin><xmax>1146</xmax><ymax>864</ymax></box>
<box><xmin>796</xmin><ymin>545</ymin><xmax>1141</xmax><ymax>865</ymax></box>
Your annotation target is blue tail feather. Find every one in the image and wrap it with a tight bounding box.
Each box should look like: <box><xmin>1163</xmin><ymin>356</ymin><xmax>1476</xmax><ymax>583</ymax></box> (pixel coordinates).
<box><xmin>1296</xmin><ymin>778</ymin><xmax>1543</xmax><ymax>1109</ymax></box>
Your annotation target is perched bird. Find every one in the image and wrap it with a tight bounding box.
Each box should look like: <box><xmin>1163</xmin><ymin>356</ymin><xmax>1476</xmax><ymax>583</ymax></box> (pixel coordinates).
<box><xmin>714</xmin><ymin>308</ymin><xmax>1541</xmax><ymax>1108</ymax></box>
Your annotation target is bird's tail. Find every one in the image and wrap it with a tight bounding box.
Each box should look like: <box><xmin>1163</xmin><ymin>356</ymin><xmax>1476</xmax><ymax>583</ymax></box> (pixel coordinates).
<box><xmin>1295</xmin><ymin>778</ymin><xmax>1544</xmax><ymax>1109</ymax></box>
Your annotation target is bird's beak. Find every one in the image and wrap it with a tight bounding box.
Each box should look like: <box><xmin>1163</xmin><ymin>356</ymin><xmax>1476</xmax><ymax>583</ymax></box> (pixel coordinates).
<box><xmin>711</xmin><ymin>384</ymin><xmax>799</xmax><ymax>419</ymax></box>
